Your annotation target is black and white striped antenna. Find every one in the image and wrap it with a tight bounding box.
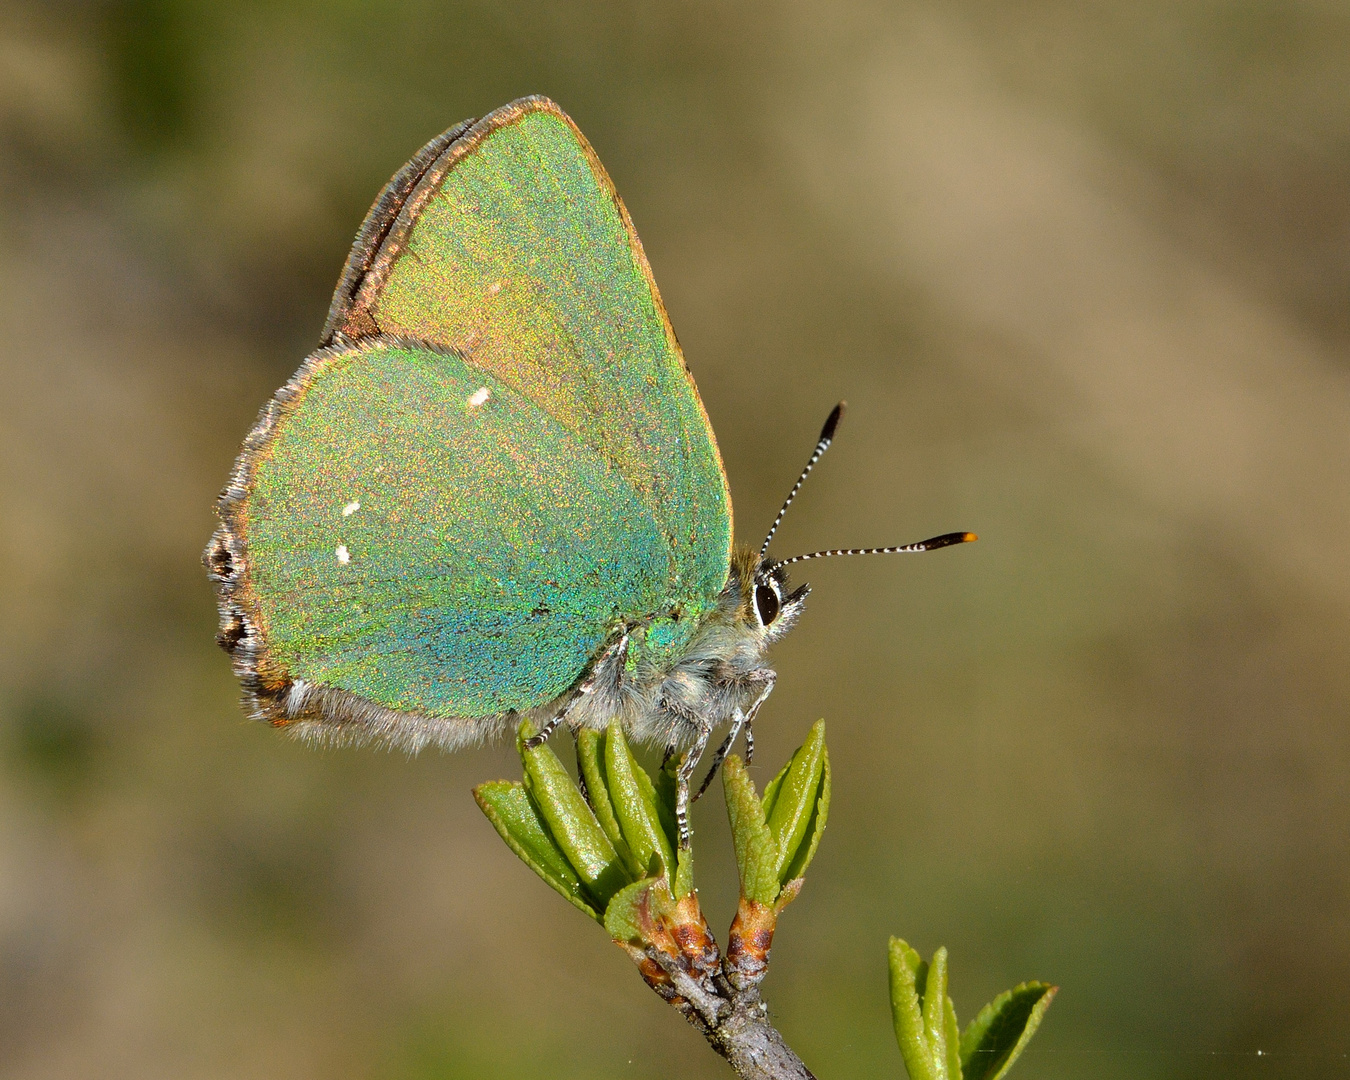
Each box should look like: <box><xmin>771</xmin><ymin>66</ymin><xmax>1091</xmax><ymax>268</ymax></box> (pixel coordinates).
<box><xmin>759</xmin><ymin>402</ymin><xmax>846</xmax><ymax>559</ymax></box>
<box><xmin>771</xmin><ymin>532</ymin><xmax>976</xmax><ymax>570</ymax></box>
<box><xmin>761</xmin><ymin>403</ymin><xmax>976</xmax><ymax>567</ymax></box>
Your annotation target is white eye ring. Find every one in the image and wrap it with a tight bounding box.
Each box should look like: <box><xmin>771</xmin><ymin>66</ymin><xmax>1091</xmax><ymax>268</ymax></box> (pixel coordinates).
<box><xmin>754</xmin><ymin>579</ymin><xmax>782</xmax><ymax>627</ymax></box>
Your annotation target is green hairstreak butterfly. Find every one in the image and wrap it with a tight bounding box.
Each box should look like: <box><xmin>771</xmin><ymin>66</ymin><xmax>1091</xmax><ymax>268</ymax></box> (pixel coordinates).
<box><xmin>204</xmin><ymin>96</ymin><xmax>973</xmax><ymax>840</ymax></box>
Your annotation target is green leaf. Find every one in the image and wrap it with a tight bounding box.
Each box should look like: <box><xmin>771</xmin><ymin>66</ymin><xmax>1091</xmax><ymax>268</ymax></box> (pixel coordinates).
<box><xmin>575</xmin><ymin>728</ymin><xmax>637</xmax><ymax>875</ymax></box>
<box><xmin>779</xmin><ymin>743</ymin><xmax>830</xmax><ymax>887</ymax></box>
<box><xmin>473</xmin><ymin>781</ymin><xmax>599</xmax><ymax>920</ymax></box>
<box><xmin>919</xmin><ymin>947</ymin><xmax>953</xmax><ymax>1080</ymax></box>
<box><xmin>653</xmin><ymin>754</ymin><xmax>682</xmax><ymax>857</ymax></box>
<box><xmin>943</xmin><ymin>991</ymin><xmax>963</xmax><ymax>1080</ymax></box>
<box><xmin>672</xmin><ymin>843</ymin><xmax>694</xmax><ymax>900</ymax></box>
<box><xmin>760</xmin><ymin>759</ymin><xmax>787</xmax><ymax>822</ymax></box>
<box><xmin>960</xmin><ymin>981</ymin><xmax>1057</xmax><ymax>1080</ymax></box>
<box><xmin>603</xmin><ymin>877</ymin><xmax>674</xmax><ymax>945</ymax></box>
<box><xmin>518</xmin><ymin>727</ymin><xmax>631</xmax><ymax>909</ymax></box>
<box><xmin>722</xmin><ymin>754</ymin><xmax>781</xmax><ymax>904</ymax></box>
<box><xmin>604</xmin><ymin>722</ymin><xmax>678</xmax><ymax>885</ymax></box>
<box><xmin>889</xmin><ymin>937</ymin><xmax>939</xmax><ymax>1080</ymax></box>
<box><xmin>763</xmin><ymin>719</ymin><xmax>826</xmax><ymax>883</ymax></box>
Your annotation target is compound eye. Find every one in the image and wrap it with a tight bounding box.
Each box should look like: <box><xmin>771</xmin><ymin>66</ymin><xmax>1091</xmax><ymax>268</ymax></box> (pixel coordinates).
<box><xmin>754</xmin><ymin>582</ymin><xmax>780</xmax><ymax>626</ymax></box>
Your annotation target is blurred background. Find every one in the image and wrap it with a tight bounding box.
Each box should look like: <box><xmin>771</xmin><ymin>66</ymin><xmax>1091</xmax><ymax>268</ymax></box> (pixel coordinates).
<box><xmin>2</xmin><ymin>1</ymin><xmax>1349</xmax><ymax>1077</ymax></box>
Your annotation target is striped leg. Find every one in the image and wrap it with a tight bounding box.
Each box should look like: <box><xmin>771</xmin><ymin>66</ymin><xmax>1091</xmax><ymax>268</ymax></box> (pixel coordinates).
<box><xmin>694</xmin><ymin>672</ymin><xmax>775</xmax><ymax>801</ymax></box>
<box><xmin>522</xmin><ymin>631</ymin><xmax>628</xmax><ymax>750</ymax></box>
<box><xmin>675</xmin><ymin>723</ymin><xmax>712</xmax><ymax>850</ymax></box>
<box><xmin>694</xmin><ymin>709</ymin><xmax>745</xmax><ymax>801</ymax></box>
<box><xmin>522</xmin><ymin>710</ymin><xmax>568</xmax><ymax>750</ymax></box>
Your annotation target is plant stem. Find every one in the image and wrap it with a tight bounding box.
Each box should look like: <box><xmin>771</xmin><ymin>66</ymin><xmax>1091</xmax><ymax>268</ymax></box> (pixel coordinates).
<box><xmin>630</xmin><ymin>926</ymin><xmax>816</xmax><ymax>1080</ymax></box>
<box><xmin>705</xmin><ymin>986</ymin><xmax>817</xmax><ymax>1080</ymax></box>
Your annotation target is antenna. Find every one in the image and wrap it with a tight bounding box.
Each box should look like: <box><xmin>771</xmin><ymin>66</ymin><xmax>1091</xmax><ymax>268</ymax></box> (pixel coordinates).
<box><xmin>760</xmin><ymin>402</ymin><xmax>845</xmax><ymax>558</ymax></box>
<box><xmin>771</xmin><ymin>532</ymin><xmax>977</xmax><ymax>570</ymax></box>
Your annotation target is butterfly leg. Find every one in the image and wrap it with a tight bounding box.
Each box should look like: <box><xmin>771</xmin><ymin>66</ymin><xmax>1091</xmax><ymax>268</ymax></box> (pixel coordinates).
<box><xmin>740</xmin><ymin>675</ymin><xmax>774</xmax><ymax>769</ymax></box>
<box><xmin>523</xmin><ymin>630</ymin><xmax>629</xmax><ymax>750</ymax></box>
<box><xmin>693</xmin><ymin>709</ymin><xmax>746</xmax><ymax>801</ymax></box>
<box><xmin>674</xmin><ymin>723</ymin><xmax>712</xmax><ymax>850</ymax></box>
<box><xmin>523</xmin><ymin>712</ymin><xmax>568</xmax><ymax>749</ymax></box>
<box><xmin>693</xmin><ymin>671</ymin><xmax>775</xmax><ymax>800</ymax></box>
<box><xmin>573</xmin><ymin>733</ymin><xmax>592</xmax><ymax>810</ymax></box>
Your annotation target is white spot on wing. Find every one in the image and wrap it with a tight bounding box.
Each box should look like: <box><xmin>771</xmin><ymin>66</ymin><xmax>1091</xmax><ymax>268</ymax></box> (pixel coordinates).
<box><xmin>467</xmin><ymin>386</ymin><xmax>491</xmax><ymax>409</ymax></box>
<box><xmin>342</xmin><ymin>500</ymin><xmax>360</xmax><ymax>516</ymax></box>
<box><xmin>336</xmin><ymin>544</ymin><xmax>351</xmax><ymax>564</ymax></box>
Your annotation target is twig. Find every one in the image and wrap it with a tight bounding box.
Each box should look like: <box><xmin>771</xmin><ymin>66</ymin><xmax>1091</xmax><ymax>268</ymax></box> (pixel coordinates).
<box><xmin>625</xmin><ymin>893</ymin><xmax>816</xmax><ymax>1080</ymax></box>
<box><xmin>706</xmin><ymin>991</ymin><xmax>817</xmax><ymax>1080</ymax></box>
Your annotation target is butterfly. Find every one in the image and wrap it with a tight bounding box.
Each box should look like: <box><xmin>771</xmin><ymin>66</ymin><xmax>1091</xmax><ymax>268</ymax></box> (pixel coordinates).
<box><xmin>204</xmin><ymin>96</ymin><xmax>973</xmax><ymax>843</ymax></box>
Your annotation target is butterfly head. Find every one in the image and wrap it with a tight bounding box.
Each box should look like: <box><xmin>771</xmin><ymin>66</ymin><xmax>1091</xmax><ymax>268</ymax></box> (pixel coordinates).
<box><xmin>728</xmin><ymin>546</ymin><xmax>810</xmax><ymax>641</ymax></box>
<box><xmin>741</xmin><ymin>401</ymin><xmax>976</xmax><ymax>642</ymax></box>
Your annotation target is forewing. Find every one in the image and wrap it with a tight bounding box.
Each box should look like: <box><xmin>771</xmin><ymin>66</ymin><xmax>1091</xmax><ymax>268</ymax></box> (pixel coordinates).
<box><xmin>325</xmin><ymin>97</ymin><xmax>731</xmax><ymax>638</ymax></box>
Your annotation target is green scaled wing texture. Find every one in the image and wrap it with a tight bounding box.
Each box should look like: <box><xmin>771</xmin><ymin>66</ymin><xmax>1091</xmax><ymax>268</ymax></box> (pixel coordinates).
<box><xmin>246</xmin><ymin>340</ymin><xmax>686</xmax><ymax>719</ymax></box>
<box><xmin>230</xmin><ymin>97</ymin><xmax>731</xmax><ymax>726</ymax></box>
<box><xmin>334</xmin><ymin>98</ymin><xmax>732</xmax><ymax>650</ymax></box>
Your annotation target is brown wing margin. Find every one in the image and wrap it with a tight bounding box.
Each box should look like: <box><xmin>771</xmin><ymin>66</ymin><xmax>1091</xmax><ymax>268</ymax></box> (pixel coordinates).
<box><xmin>320</xmin><ymin>116</ymin><xmax>476</xmax><ymax>345</ymax></box>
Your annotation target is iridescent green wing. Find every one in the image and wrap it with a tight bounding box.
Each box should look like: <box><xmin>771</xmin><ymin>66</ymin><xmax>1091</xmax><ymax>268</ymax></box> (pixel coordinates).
<box><xmin>324</xmin><ymin>96</ymin><xmax>732</xmax><ymax>665</ymax></box>
<box><xmin>229</xmin><ymin>339</ymin><xmax>673</xmax><ymax>723</ymax></box>
<box><xmin>211</xmin><ymin>98</ymin><xmax>731</xmax><ymax>737</ymax></box>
